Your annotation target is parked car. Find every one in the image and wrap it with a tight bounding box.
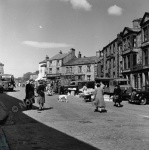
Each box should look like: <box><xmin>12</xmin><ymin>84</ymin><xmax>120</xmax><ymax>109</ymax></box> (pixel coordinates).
<box><xmin>0</xmin><ymin>81</ymin><xmax>3</xmax><ymax>93</ymax></box>
<box><xmin>128</xmin><ymin>85</ymin><xmax>149</xmax><ymax>105</ymax></box>
<box><xmin>95</xmin><ymin>78</ymin><xmax>132</xmax><ymax>100</ymax></box>
<box><xmin>63</xmin><ymin>80</ymin><xmax>95</xmax><ymax>95</ymax></box>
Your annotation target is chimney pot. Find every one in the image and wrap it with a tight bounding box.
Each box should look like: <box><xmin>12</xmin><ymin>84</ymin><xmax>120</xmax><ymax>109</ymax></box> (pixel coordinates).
<box><xmin>59</xmin><ymin>50</ymin><xmax>62</xmax><ymax>54</ymax></box>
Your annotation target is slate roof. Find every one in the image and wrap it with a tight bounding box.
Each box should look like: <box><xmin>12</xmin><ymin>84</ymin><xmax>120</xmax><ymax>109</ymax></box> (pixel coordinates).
<box><xmin>40</xmin><ymin>64</ymin><xmax>47</xmax><ymax>67</ymax></box>
<box><xmin>50</xmin><ymin>53</ymin><xmax>68</xmax><ymax>60</ymax></box>
<box><xmin>39</xmin><ymin>60</ymin><xmax>47</xmax><ymax>64</ymax></box>
<box><xmin>63</xmin><ymin>56</ymin><xmax>100</xmax><ymax>66</ymax></box>
<box><xmin>140</xmin><ymin>12</ymin><xmax>149</xmax><ymax>25</ymax></box>
<box><xmin>39</xmin><ymin>52</ymin><xmax>69</xmax><ymax>64</ymax></box>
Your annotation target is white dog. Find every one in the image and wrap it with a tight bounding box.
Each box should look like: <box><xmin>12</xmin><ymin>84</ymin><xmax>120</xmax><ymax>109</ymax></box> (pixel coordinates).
<box><xmin>58</xmin><ymin>95</ymin><xmax>68</xmax><ymax>103</ymax></box>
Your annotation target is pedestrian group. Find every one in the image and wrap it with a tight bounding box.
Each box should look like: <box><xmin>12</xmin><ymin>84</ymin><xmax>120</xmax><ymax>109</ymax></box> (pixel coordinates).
<box><xmin>24</xmin><ymin>79</ymin><xmax>123</xmax><ymax>112</ymax></box>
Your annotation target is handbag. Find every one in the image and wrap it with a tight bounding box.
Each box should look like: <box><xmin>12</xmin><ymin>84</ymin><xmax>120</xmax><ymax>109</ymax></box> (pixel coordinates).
<box><xmin>113</xmin><ymin>95</ymin><xmax>119</xmax><ymax>102</ymax></box>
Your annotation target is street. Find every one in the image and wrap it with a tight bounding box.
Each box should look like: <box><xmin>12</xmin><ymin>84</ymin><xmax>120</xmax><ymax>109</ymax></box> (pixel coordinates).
<box><xmin>0</xmin><ymin>87</ymin><xmax>149</xmax><ymax>150</ymax></box>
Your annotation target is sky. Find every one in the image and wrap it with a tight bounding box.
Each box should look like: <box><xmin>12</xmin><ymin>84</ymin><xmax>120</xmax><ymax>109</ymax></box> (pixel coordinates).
<box><xmin>0</xmin><ymin>0</ymin><xmax>149</xmax><ymax>78</ymax></box>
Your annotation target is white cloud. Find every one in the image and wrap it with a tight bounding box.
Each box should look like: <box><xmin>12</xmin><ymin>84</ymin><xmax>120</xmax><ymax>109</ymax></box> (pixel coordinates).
<box><xmin>22</xmin><ymin>41</ymin><xmax>73</xmax><ymax>48</ymax></box>
<box><xmin>60</xmin><ymin>0</ymin><xmax>92</xmax><ymax>11</ymax></box>
<box><xmin>108</xmin><ymin>5</ymin><xmax>123</xmax><ymax>16</ymax></box>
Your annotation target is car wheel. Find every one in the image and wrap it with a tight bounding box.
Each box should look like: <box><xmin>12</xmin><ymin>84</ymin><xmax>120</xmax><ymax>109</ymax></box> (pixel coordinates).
<box><xmin>140</xmin><ymin>97</ymin><xmax>147</xmax><ymax>105</ymax></box>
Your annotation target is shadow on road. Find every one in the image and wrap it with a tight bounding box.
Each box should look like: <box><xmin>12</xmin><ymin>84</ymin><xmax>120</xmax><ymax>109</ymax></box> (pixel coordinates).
<box><xmin>0</xmin><ymin>92</ymin><xmax>101</xmax><ymax>150</ymax></box>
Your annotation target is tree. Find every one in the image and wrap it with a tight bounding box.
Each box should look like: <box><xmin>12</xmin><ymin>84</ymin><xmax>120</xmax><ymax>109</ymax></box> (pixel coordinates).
<box><xmin>22</xmin><ymin>72</ymin><xmax>32</xmax><ymax>82</ymax></box>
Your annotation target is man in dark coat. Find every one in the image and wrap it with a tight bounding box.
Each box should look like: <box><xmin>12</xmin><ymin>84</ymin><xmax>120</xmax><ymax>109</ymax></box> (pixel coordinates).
<box><xmin>113</xmin><ymin>85</ymin><xmax>122</xmax><ymax>107</ymax></box>
<box><xmin>25</xmin><ymin>80</ymin><xmax>35</xmax><ymax>109</ymax></box>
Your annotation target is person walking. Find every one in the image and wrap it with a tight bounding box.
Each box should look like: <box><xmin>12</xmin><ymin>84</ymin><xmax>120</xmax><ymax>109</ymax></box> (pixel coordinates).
<box><xmin>94</xmin><ymin>83</ymin><xmax>107</xmax><ymax>113</ymax></box>
<box><xmin>113</xmin><ymin>85</ymin><xmax>122</xmax><ymax>107</ymax></box>
<box><xmin>25</xmin><ymin>80</ymin><xmax>35</xmax><ymax>110</ymax></box>
<box><xmin>36</xmin><ymin>81</ymin><xmax>46</xmax><ymax>110</ymax></box>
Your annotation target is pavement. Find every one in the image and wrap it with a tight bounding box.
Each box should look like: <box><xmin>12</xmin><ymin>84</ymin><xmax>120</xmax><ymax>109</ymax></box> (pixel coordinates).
<box><xmin>0</xmin><ymin>92</ymin><xmax>112</xmax><ymax>150</ymax></box>
<box><xmin>0</xmin><ymin>101</ymin><xmax>10</xmax><ymax>150</ymax></box>
<box><xmin>0</xmin><ymin>128</ymin><xmax>10</xmax><ymax>150</ymax></box>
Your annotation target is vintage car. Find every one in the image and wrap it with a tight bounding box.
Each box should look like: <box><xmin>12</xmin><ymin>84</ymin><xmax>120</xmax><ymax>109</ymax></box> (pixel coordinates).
<box><xmin>0</xmin><ymin>81</ymin><xmax>3</xmax><ymax>93</ymax></box>
<box><xmin>95</xmin><ymin>78</ymin><xmax>132</xmax><ymax>100</ymax></box>
<box><xmin>63</xmin><ymin>80</ymin><xmax>95</xmax><ymax>95</ymax></box>
<box><xmin>128</xmin><ymin>86</ymin><xmax>149</xmax><ymax>105</ymax></box>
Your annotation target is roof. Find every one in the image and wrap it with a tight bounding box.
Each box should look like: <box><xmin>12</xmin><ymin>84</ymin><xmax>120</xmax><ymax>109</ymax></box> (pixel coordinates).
<box><xmin>122</xmin><ymin>27</ymin><xmax>141</xmax><ymax>35</ymax></box>
<box><xmin>39</xmin><ymin>59</ymin><xmax>47</xmax><ymax>64</ymax></box>
<box><xmin>50</xmin><ymin>53</ymin><xmax>68</xmax><ymax>60</ymax></box>
<box><xmin>0</xmin><ymin>74</ymin><xmax>13</xmax><ymax>76</ymax></box>
<box><xmin>40</xmin><ymin>64</ymin><xmax>47</xmax><ymax>67</ymax></box>
<box><xmin>63</xmin><ymin>56</ymin><xmax>100</xmax><ymax>66</ymax></box>
<box><xmin>103</xmin><ymin>38</ymin><xmax>118</xmax><ymax>50</ymax></box>
<box><xmin>140</xmin><ymin>12</ymin><xmax>149</xmax><ymax>26</ymax></box>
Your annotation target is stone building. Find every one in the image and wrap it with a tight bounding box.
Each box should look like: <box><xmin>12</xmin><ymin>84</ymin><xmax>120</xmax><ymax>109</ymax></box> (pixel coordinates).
<box><xmin>37</xmin><ymin>56</ymin><xmax>48</xmax><ymax>80</ymax></box>
<box><xmin>139</xmin><ymin>12</ymin><xmax>149</xmax><ymax>87</ymax></box>
<box><xmin>46</xmin><ymin>48</ymin><xmax>76</xmax><ymax>80</ymax></box>
<box><xmin>120</xmin><ymin>18</ymin><xmax>142</xmax><ymax>89</ymax></box>
<box><xmin>61</xmin><ymin>51</ymin><xmax>101</xmax><ymax>81</ymax></box>
<box><xmin>101</xmin><ymin>12</ymin><xmax>149</xmax><ymax>89</ymax></box>
<box><xmin>102</xmin><ymin>38</ymin><xmax>120</xmax><ymax>78</ymax></box>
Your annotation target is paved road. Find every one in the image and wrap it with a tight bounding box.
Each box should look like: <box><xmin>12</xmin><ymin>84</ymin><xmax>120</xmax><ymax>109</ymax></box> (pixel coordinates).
<box><xmin>0</xmin><ymin>87</ymin><xmax>149</xmax><ymax>150</ymax></box>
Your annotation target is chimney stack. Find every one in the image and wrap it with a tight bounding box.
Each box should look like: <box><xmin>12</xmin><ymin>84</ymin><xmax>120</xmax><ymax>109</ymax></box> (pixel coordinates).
<box><xmin>46</xmin><ymin>55</ymin><xmax>49</xmax><ymax>60</ymax></box>
<box><xmin>59</xmin><ymin>50</ymin><xmax>62</xmax><ymax>54</ymax></box>
<box><xmin>132</xmin><ymin>18</ymin><xmax>142</xmax><ymax>28</ymax></box>
<box><xmin>78</xmin><ymin>51</ymin><xmax>81</xmax><ymax>58</ymax></box>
